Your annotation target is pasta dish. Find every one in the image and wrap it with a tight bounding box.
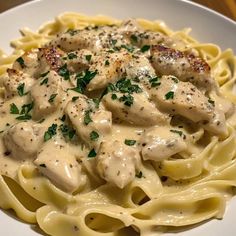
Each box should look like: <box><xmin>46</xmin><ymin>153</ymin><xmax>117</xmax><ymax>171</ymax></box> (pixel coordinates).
<box><xmin>0</xmin><ymin>12</ymin><xmax>236</xmax><ymax>236</ymax></box>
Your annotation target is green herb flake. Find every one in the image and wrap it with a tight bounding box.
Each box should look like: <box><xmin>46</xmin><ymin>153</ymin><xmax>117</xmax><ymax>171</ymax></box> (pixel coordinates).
<box><xmin>90</xmin><ymin>131</ymin><xmax>99</xmax><ymax>141</ymax></box>
<box><xmin>72</xmin><ymin>96</ymin><xmax>79</xmax><ymax>102</ymax></box>
<box><xmin>119</xmin><ymin>94</ymin><xmax>134</xmax><ymax>107</ymax></box>
<box><xmin>105</xmin><ymin>60</ymin><xmax>110</xmax><ymax>66</ymax></box>
<box><xmin>131</xmin><ymin>34</ymin><xmax>138</xmax><ymax>43</ymax></box>
<box><xmin>39</xmin><ymin>164</ymin><xmax>47</xmax><ymax>168</ymax></box>
<box><xmin>16</xmin><ymin>114</ymin><xmax>32</xmax><ymax>120</ymax></box>
<box><xmin>38</xmin><ymin>118</ymin><xmax>45</xmax><ymax>123</ymax></box>
<box><xmin>58</xmin><ymin>64</ymin><xmax>70</xmax><ymax>80</ymax></box>
<box><xmin>48</xmin><ymin>93</ymin><xmax>58</xmax><ymax>103</ymax></box>
<box><xmin>40</xmin><ymin>71</ymin><xmax>50</xmax><ymax>77</ymax></box>
<box><xmin>124</xmin><ymin>139</ymin><xmax>136</xmax><ymax>146</ymax></box>
<box><xmin>121</xmin><ymin>44</ymin><xmax>134</xmax><ymax>53</ymax></box>
<box><xmin>10</xmin><ymin>103</ymin><xmax>19</xmax><ymax>114</ymax></box>
<box><xmin>16</xmin><ymin>57</ymin><xmax>25</xmax><ymax>67</ymax></box>
<box><xmin>165</xmin><ymin>91</ymin><xmax>174</xmax><ymax>100</ymax></box>
<box><xmin>116</xmin><ymin>78</ymin><xmax>142</xmax><ymax>94</ymax></box>
<box><xmin>170</xmin><ymin>129</ymin><xmax>183</xmax><ymax>137</ymax></box>
<box><xmin>111</xmin><ymin>93</ymin><xmax>117</xmax><ymax>100</ymax></box>
<box><xmin>60</xmin><ymin>124</ymin><xmax>76</xmax><ymax>140</ymax></box>
<box><xmin>171</xmin><ymin>76</ymin><xmax>179</xmax><ymax>83</ymax></box>
<box><xmin>71</xmin><ymin>70</ymin><xmax>97</xmax><ymax>94</ymax></box>
<box><xmin>17</xmin><ymin>83</ymin><xmax>26</xmax><ymax>96</ymax></box>
<box><xmin>68</xmin><ymin>53</ymin><xmax>77</xmax><ymax>60</ymax></box>
<box><xmin>40</xmin><ymin>78</ymin><xmax>48</xmax><ymax>86</ymax></box>
<box><xmin>136</xmin><ymin>171</ymin><xmax>143</xmax><ymax>178</ymax></box>
<box><xmin>84</xmin><ymin>110</ymin><xmax>92</xmax><ymax>125</ymax></box>
<box><xmin>141</xmin><ymin>45</ymin><xmax>150</xmax><ymax>53</ymax></box>
<box><xmin>60</xmin><ymin>114</ymin><xmax>66</xmax><ymax>122</ymax></box>
<box><xmin>44</xmin><ymin>124</ymin><xmax>57</xmax><ymax>142</ymax></box>
<box><xmin>85</xmin><ymin>54</ymin><xmax>92</xmax><ymax>62</ymax></box>
<box><xmin>111</xmin><ymin>39</ymin><xmax>117</xmax><ymax>45</ymax></box>
<box><xmin>208</xmin><ymin>99</ymin><xmax>215</xmax><ymax>107</ymax></box>
<box><xmin>92</xmin><ymin>98</ymin><xmax>100</xmax><ymax>108</ymax></box>
<box><xmin>149</xmin><ymin>77</ymin><xmax>161</xmax><ymax>88</ymax></box>
<box><xmin>88</xmin><ymin>148</ymin><xmax>97</xmax><ymax>158</ymax></box>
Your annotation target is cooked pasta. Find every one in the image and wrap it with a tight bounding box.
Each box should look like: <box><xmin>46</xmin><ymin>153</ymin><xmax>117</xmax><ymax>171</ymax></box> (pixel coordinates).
<box><xmin>0</xmin><ymin>12</ymin><xmax>236</xmax><ymax>236</ymax></box>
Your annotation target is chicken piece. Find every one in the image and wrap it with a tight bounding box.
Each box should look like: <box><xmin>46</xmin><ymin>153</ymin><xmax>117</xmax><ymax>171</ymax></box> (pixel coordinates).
<box><xmin>12</xmin><ymin>49</ymin><xmax>39</xmax><ymax>77</ymax></box>
<box><xmin>65</xmin><ymin>49</ymin><xmax>93</xmax><ymax>73</ymax></box>
<box><xmin>125</xmin><ymin>54</ymin><xmax>156</xmax><ymax>80</ymax></box>
<box><xmin>151</xmin><ymin>76</ymin><xmax>214</xmax><ymax>122</ymax></box>
<box><xmin>65</xmin><ymin>95</ymin><xmax>112</xmax><ymax>149</ymax></box>
<box><xmin>87</xmin><ymin>49</ymin><xmax>132</xmax><ymax>91</ymax></box>
<box><xmin>141</xmin><ymin>126</ymin><xmax>187</xmax><ymax>161</ymax></box>
<box><xmin>202</xmin><ymin>108</ymin><xmax>228</xmax><ymax>137</ymax></box>
<box><xmin>211</xmin><ymin>92</ymin><xmax>235</xmax><ymax>118</ymax></box>
<box><xmin>150</xmin><ymin>45</ymin><xmax>216</xmax><ymax>91</ymax></box>
<box><xmin>37</xmin><ymin>47</ymin><xmax>64</xmax><ymax>75</ymax></box>
<box><xmin>97</xmin><ymin>140</ymin><xmax>141</xmax><ymax>189</ymax></box>
<box><xmin>49</xmin><ymin>26</ymin><xmax>129</xmax><ymax>52</ymax></box>
<box><xmin>119</xmin><ymin>19</ymin><xmax>173</xmax><ymax>48</ymax></box>
<box><xmin>3</xmin><ymin>69</ymin><xmax>35</xmax><ymax>99</ymax></box>
<box><xmin>3</xmin><ymin>122</ymin><xmax>45</xmax><ymax>160</ymax></box>
<box><xmin>102</xmin><ymin>91</ymin><xmax>168</xmax><ymax>126</ymax></box>
<box><xmin>34</xmin><ymin>139</ymin><xmax>86</xmax><ymax>192</ymax></box>
<box><xmin>31</xmin><ymin>71</ymin><xmax>62</xmax><ymax>120</ymax></box>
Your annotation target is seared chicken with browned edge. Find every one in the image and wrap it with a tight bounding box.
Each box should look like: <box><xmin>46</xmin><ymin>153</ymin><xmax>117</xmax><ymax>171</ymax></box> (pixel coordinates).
<box><xmin>0</xmin><ymin>18</ymin><xmax>234</xmax><ymax>192</ymax></box>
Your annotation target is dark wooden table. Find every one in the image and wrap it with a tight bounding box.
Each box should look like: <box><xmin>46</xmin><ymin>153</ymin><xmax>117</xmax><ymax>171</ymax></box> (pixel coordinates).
<box><xmin>0</xmin><ymin>0</ymin><xmax>236</xmax><ymax>21</ymax></box>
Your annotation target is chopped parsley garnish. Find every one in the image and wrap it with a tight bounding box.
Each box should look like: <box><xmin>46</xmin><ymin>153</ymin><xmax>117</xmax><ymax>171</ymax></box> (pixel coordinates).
<box><xmin>58</xmin><ymin>64</ymin><xmax>70</xmax><ymax>80</ymax></box>
<box><xmin>16</xmin><ymin>57</ymin><xmax>25</xmax><ymax>67</ymax></box>
<box><xmin>10</xmin><ymin>103</ymin><xmax>19</xmax><ymax>114</ymax></box>
<box><xmin>10</xmin><ymin>102</ymin><xmax>34</xmax><ymax>121</ymax></box>
<box><xmin>170</xmin><ymin>129</ymin><xmax>183</xmax><ymax>137</ymax></box>
<box><xmin>131</xmin><ymin>34</ymin><xmax>138</xmax><ymax>43</ymax></box>
<box><xmin>116</xmin><ymin>78</ymin><xmax>142</xmax><ymax>94</ymax></box>
<box><xmin>60</xmin><ymin>114</ymin><xmax>66</xmax><ymax>122</ymax></box>
<box><xmin>208</xmin><ymin>99</ymin><xmax>215</xmax><ymax>107</ymax></box>
<box><xmin>68</xmin><ymin>53</ymin><xmax>77</xmax><ymax>59</ymax></box>
<box><xmin>48</xmin><ymin>93</ymin><xmax>58</xmax><ymax>103</ymax></box>
<box><xmin>92</xmin><ymin>98</ymin><xmax>100</xmax><ymax>108</ymax></box>
<box><xmin>171</xmin><ymin>76</ymin><xmax>179</xmax><ymax>83</ymax></box>
<box><xmin>16</xmin><ymin>114</ymin><xmax>32</xmax><ymax>120</ymax></box>
<box><xmin>84</xmin><ymin>110</ymin><xmax>92</xmax><ymax>125</ymax></box>
<box><xmin>88</xmin><ymin>148</ymin><xmax>97</xmax><ymax>158</ymax></box>
<box><xmin>71</xmin><ymin>70</ymin><xmax>97</xmax><ymax>94</ymax></box>
<box><xmin>124</xmin><ymin>139</ymin><xmax>136</xmax><ymax>146</ymax></box>
<box><xmin>38</xmin><ymin>118</ymin><xmax>45</xmax><ymax>123</ymax></box>
<box><xmin>141</xmin><ymin>45</ymin><xmax>150</xmax><ymax>52</ymax></box>
<box><xmin>105</xmin><ymin>60</ymin><xmax>110</xmax><ymax>66</ymax></box>
<box><xmin>90</xmin><ymin>131</ymin><xmax>99</xmax><ymax>141</ymax></box>
<box><xmin>111</xmin><ymin>39</ymin><xmax>117</xmax><ymax>45</ymax></box>
<box><xmin>60</xmin><ymin>124</ymin><xmax>76</xmax><ymax>140</ymax></box>
<box><xmin>149</xmin><ymin>77</ymin><xmax>161</xmax><ymax>87</ymax></box>
<box><xmin>119</xmin><ymin>94</ymin><xmax>134</xmax><ymax>106</ymax></box>
<box><xmin>85</xmin><ymin>54</ymin><xmax>92</xmax><ymax>62</ymax></box>
<box><xmin>111</xmin><ymin>93</ymin><xmax>117</xmax><ymax>100</ymax></box>
<box><xmin>40</xmin><ymin>77</ymin><xmax>48</xmax><ymax>85</ymax></box>
<box><xmin>72</xmin><ymin>96</ymin><xmax>79</xmax><ymax>102</ymax></box>
<box><xmin>40</xmin><ymin>71</ymin><xmax>50</xmax><ymax>77</ymax></box>
<box><xmin>165</xmin><ymin>91</ymin><xmax>174</xmax><ymax>100</ymax></box>
<box><xmin>121</xmin><ymin>44</ymin><xmax>134</xmax><ymax>53</ymax></box>
<box><xmin>17</xmin><ymin>83</ymin><xmax>26</xmax><ymax>96</ymax></box>
<box><xmin>66</xmin><ymin>29</ymin><xmax>79</xmax><ymax>36</ymax></box>
<box><xmin>39</xmin><ymin>164</ymin><xmax>47</xmax><ymax>168</ymax></box>
<box><xmin>44</xmin><ymin>124</ymin><xmax>57</xmax><ymax>141</ymax></box>
<box><xmin>20</xmin><ymin>102</ymin><xmax>34</xmax><ymax>115</ymax></box>
<box><xmin>135</xmin><ymin>171</ymin><xmax>143</xmax><ymax>178</ymax></box>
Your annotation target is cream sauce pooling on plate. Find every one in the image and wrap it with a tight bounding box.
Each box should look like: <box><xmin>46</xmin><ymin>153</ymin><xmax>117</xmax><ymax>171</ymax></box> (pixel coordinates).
<box><xmin>0</xmin><ymin>19</ymin><xmax>234</xmax><ymax>192</ymax></box>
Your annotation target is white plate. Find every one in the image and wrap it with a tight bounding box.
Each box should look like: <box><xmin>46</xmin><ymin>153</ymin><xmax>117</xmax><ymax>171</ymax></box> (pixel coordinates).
<box><xmin>0</xmin><ymin>0</ymin><xmax>236</xmax><ymax>235</ymax></box>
